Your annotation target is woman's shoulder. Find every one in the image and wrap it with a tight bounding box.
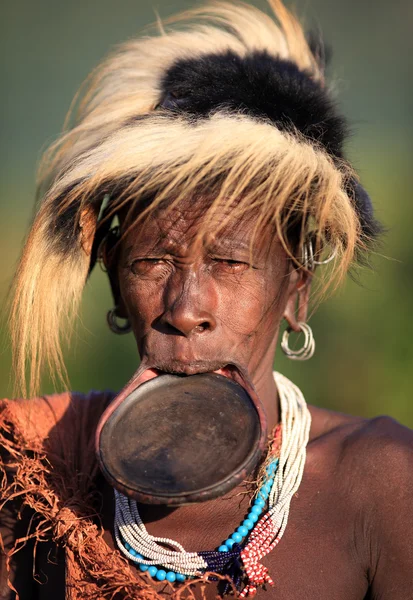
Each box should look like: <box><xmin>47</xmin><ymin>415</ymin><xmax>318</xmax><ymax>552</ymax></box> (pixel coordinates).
<box><xmin>0</xmin><ymin>389</ymin><xmax>115</xmax><ymax>451</ymax></box>
<box><xmin>308</xmin><ymin>404</ymin><xmax>413</xmax><ymax>493</ymax></box>
<box><xmin>309</xmin><ymin>403</ymin><xmax>413</xmax><ymax>452</ymax></box>
<box><xmin>341</xmin><ymin>412</ymin><xmax>413</xmax><ymax>481</ymax></box>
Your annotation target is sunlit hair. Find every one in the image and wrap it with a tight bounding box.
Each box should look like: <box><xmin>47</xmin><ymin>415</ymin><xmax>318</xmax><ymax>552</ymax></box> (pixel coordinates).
<box><xmin>10</xmin><ymin>0</ymin><xmax>366</xmax><ymax>397</ymax></box>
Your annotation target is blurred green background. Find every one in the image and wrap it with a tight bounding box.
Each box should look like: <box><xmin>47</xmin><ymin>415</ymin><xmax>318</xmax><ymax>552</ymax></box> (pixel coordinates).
<box><xmin>1</xmin><ymin>0</ymin><xmax>412</xmax><ymax>426</ymax></box>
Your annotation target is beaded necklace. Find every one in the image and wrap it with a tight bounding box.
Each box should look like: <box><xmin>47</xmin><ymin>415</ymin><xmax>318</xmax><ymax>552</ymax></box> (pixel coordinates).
<box><xmin>114</xmin><ymin>372</ymin><xmax>311</xmax><ymax>596</ymax></box>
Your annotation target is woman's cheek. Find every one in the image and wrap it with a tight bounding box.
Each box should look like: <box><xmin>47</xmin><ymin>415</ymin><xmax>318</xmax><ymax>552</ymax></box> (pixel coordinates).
<box><xmin>120</xmin><ymin>279</ymin><xmax>164</xmax><ymax>325</ymax></box>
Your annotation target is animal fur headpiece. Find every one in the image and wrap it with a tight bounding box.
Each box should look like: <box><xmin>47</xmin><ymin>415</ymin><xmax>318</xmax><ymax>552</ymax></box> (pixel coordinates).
<box><xmin>11</xmin><ymin>0</ymin><xmax>381</xmax><ymax>396</ymax></box>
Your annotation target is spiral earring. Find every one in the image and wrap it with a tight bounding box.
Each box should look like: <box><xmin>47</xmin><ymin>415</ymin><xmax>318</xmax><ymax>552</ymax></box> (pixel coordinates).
<box><xmin>301</xmin><ymin>234</ymin><xmax>337</xmax><ymax>271</ymax></box>
<box><xmin>107</xmin><ymin>307</ymin><xmax>132</xmax><ymax>335</ymax></box>
<box><xmin>281</xmin><ymin>321</ymin><xmax>315</xmax><ymax>361</ymax></box>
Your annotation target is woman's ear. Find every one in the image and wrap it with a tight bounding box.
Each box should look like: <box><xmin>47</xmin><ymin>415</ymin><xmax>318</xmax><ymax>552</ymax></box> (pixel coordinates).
<box><xmin>79</xmin><ymin>207</ymin><xmax>98</xmax><ymax>256</ymax></box>
<box><xmin>283</xmin><ymin>268</ymin><xmax>312</xmax><ymax>332</ymax></box>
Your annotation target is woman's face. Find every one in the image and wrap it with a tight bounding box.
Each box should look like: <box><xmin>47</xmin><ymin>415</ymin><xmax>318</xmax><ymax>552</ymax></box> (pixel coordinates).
<box><xmin>109</xmin><ymin>203</ymin><xmax>304</xmax><ymax>383</ymax></box>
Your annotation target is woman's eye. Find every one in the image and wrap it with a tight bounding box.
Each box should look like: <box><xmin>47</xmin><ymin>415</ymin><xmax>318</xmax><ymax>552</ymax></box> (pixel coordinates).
<box><xmin>212</xmin><ymin>258</ymin><xmax>249</xmax><ymax>272</ymax></box>
<box><xmin>130</xmin><ymin>258</ymin><xmax>168</xmax><ymax>276</ymax></box>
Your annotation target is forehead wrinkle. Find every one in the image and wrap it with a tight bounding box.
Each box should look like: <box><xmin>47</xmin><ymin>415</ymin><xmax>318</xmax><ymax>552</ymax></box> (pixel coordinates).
<box><xmin>121</xmin><ymin>202</ymin><xmax>281</xmax><ymax>260</ymax></box>
<box><xmin>122</xmin><ymin>220</ymin><xmax>196</xmax><ymax>259</ymax></box>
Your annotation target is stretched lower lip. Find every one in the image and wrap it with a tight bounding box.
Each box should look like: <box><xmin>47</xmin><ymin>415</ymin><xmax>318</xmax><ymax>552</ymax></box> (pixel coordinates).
<box><xmin>134</xmin><ymin>364</ymin><xmax>247</xmax><ymax>393</ymax></box>
<box><xmin>213</xmin><ymin>365</ymin><xmax>247</xmax><ymax>389</ymax></box>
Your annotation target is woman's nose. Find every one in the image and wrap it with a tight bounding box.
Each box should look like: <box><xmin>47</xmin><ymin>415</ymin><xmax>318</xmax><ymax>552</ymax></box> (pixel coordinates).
<box><xmin>160</xmin><ymin>272</ymin><xmax>217</xmax><ymax>337</ymax></box>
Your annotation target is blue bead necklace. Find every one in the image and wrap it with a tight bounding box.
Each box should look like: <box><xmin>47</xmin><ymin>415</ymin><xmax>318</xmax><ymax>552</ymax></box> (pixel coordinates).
<box><xmin>119</xmin><ymin>458</ymin><xmax>279</xmax><ymax>585</ymax></box>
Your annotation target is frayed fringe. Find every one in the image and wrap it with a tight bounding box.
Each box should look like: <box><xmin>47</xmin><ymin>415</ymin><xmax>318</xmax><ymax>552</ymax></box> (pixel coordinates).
<box><xmin>0</xmin><ymin>398</ymin><xmax>232</xmax><ymax>599</ymax></box>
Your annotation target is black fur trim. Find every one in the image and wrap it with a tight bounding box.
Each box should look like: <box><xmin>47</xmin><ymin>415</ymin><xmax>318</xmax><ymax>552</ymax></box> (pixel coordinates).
<box><xmin>159</xmin><ymin>50</ymin><xmax>381</xmax><ymax>240</ymax></box>
<box><xmin>351</xmin><ymin>180</ymin><xmax>384</xmax><ymax>241</ymax></box>
<box><xmin>160</xmin><ymin>50</ymin><xmax>347</xmax><ymax>158</ymax></box>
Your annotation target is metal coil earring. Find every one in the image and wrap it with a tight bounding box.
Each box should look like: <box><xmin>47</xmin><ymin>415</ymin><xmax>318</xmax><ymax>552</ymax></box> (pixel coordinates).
<box><xmin>107</xmin><ymin>307</ymin><xmax>132</xmax><ymax>335</ymax></box>
<box><xmin>301</xmin><ymin>235</ymin><xmax>337</xmax><ymax>271</ymax></box>
<box><xmin>281</xmin><ymin>321</ymin><xmax>315</xmax><ymax>361</ymax></box>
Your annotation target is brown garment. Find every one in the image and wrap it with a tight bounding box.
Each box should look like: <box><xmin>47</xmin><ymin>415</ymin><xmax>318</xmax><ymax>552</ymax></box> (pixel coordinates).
<box><xmin>0</xmin><ymin>392</ymin><xmax>221</xmax><ymax>600</ymax></box>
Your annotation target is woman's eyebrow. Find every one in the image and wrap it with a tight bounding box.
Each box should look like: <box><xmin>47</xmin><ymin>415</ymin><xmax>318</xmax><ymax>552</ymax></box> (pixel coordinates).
<box><xmin>123</xmin><ymin>240</ymin><xmax>165</xmax><ymax>257</ymax></box>
<box><xmin>123</xmin><ymin>235</ymin><xmax>188</xmax><ymax>258</ymax></box>
<box><xmin>207</xmin><ymin>238</ymin><xmax>251</xmax><ymax>252</ymax></box>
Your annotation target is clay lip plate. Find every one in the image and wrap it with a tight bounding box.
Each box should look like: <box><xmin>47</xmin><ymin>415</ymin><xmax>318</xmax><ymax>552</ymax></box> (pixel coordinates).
<box><xmin>97</xmin><ymin>372</ymin><xmax>267</xmax><ymax>505</ymax></box>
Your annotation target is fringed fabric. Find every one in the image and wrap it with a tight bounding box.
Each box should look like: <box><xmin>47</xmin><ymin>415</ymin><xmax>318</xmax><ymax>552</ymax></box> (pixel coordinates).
<box><xmin>0</xmin><ymin>392</ymin><xmax>230</xmax><ymax>599</ymax></box>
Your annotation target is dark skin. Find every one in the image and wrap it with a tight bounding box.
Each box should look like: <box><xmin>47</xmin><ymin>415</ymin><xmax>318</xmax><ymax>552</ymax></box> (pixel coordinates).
<box><xmin>2</xmin><ymin>203</ymin><xmax>413</xmax><ymax>599</ymax></box>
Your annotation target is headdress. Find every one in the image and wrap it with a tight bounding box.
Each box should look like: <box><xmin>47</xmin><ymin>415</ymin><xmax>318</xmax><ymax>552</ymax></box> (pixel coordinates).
<box><xmin>10</xmin><ymin>0</ymin><xmax>381</xmax><ymax>396</ymax></box>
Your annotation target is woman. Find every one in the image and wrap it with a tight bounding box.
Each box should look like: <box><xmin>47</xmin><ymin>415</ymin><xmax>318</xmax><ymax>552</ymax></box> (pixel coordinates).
<box><xmin>1</xmin><ymin>1</ymin><xmax>412</xmax><ymax>599</ymax></box>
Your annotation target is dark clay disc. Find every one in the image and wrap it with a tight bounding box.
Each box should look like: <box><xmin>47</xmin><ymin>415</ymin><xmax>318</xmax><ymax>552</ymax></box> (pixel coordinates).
<box><xmin>98</xmin><ymin>373</ymin><xmax>263</xmax><ymax>505</ymax></box>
